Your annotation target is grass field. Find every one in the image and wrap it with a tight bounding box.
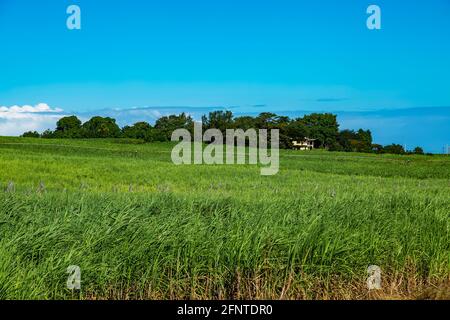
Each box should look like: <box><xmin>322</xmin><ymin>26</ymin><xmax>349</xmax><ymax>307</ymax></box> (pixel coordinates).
<box><xmin>0</xmin><ymin>136</ymin><xmax>449</xmax><ymax>300</ymax></box>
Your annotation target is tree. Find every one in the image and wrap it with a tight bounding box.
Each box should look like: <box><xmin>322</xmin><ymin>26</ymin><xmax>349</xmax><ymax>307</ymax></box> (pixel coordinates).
<box><xmin>299</xmin><ymin>113</ymin><xmax>339</xmax><ymax>148</ymax></box>
<box><xmin>202</xmin><ymin>111</ymin><xmax>234</xmax><ymax>132</ymax></box>
<box><xmin>41</xmin><ymin>129</ymin><xmax>55</xmax><ymax>139</ymax></box>
<box><xmin>16</xmin><ymin>110</ymin><xmax>390</xmax><ymax>153</ymax></box>
<box><xmin>371</xmin><ymin>144</ymin><xmax>384</xmax><ymax>154</ymax></box>
<box><xmin>143</xmin><ymin>127</ymin><xmax>167</xmax><ymax>142</ymax></box>
<box><xmin>384</xmin><ymin>144</ymin><xmax>405</xmax><ymax>155</ymax></box>
<box><xmin>253</xmin><ymin>113</ymin><xmax>296</xmax><ymax>148</ymax></box>
<box><xmin>285</xmin><ymin>120</ymin><xmax>309</xmax><ymax>141</ymax></box>
<box><xmin>413</xmin><ymin>146</ymin><xmax>424</xmax><ymax>155</ymax></box>
<box><xmin>337</xmin><ymin>129</ymin><xmax>356</xmax><ymax>151</ymax></box>
<box><xmin>55</xmin><ymin>116</ymin><xmax>82</xmax><ymax>138</ymax></box>
<box><xmin>154</xmin><ymin>113</ymin><xmax>194</xmax><ymax>141</ymax></box>
<box><xmin>355</xmin><ymin>129</ymin><xmax>372</xmax><ymax>152</ymax></box>
<box><xmin>22</xmin><ymin>131</ymin><xmax>40</xmax><ymax>138</ymax></box>
<box><xmin>337</xmin><ymin>129</ymin><xmax>372</xmax><ymax>152</ymax></box>
<box><xmin>233</xmin><ymin>116</ymin><xmax>256</xmax><ymax>131</ymax></box>
<box><xmin>82</xmin><ymin>116</ymin><xmax>121</xmax><ymax>138</ymax></box>
<box><xmin>122</xmin><ymin>122</ymin><xmax>152</xmax><ymax>139</ymax></box>
<box><xmin>254</xmin><ymin>112</ymin><xmax>279</xmax><ymax>129</ymax></box>
<box><xmin>357</xmin><ymin>129</ymin><xmax>372</xmax><ymax>146</ymax></box>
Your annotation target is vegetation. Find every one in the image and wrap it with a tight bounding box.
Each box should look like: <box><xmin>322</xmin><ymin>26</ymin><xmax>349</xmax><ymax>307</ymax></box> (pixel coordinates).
<box><xmin>0</xmin><ymin>137</ymin><xmax>448</xmax><ymax>299</ymax></box>
<box><xmin>21</xmin><ymin>111</ymin><xmax>428</xmax><ymax>154</ymax></box>
<box><xmin>21</xmin><ymin>131</ymin><xmax>40</xmax><ymax>138</ymax></box>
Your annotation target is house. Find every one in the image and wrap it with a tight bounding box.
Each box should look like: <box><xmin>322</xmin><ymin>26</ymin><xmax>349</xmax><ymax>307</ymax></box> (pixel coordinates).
<box><xmin>292</xmin><ymin>138</ymin><xmax>316</xmax><ymax>150</ymax></box>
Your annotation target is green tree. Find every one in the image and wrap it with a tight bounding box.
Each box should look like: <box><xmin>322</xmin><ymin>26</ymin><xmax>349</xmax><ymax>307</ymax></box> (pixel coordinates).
<box><xmin>41</xmin><ymin>129</ymin><xmax>55</xmax><ymax>139</ymax></box>
<box><xmin>337</xmin><ymin>129</ymin><xmax>356</xmax><ymax>151</ymax></box>
<box><xmin>233</xmin><ymin>116</ymin><xmax>256</xmax><ymax>131</ymax></box>
<box><xmin>285</xmin><ymin>120</ymin><xmax>309</xmax><ymax>141</ymax></box>
<box><xmin>357</xmin><ymin>129</ymin><xmax>372</xmax><ymax>145</ymax></box>
<box><xmin>337</xmin><ymin>129</ymin><xmax>372</xmax><ymax>152</ymax></box>
<box><xmin>254</xmin><ymin>112</ymin><xmax>279</xmax><ymax>129</ymax></box>
<box><xmin>299</xmin><ymin>113</ymin><xmax>339</xmax><ymax>148</ymax></box>
<box><xmin>154</xmin><ymin>113</ymin><xmax>194</xmax><ymax>141</ymax></box>
<box><xmin>122</xmin><ymin>122</ymin><xmax>152</xmax><ymax>139</ymax></box>
<box><xmin>82</xmin><ymin>116</ymin><xmax>121</xmax><ymax>138</ymax></box>
<box><xmin>384</xmin><ymin>144</ymin><xmax>405</xmax><ymax>155</ymax></box>
<box><xmin>371</xmin><ymin>144</ymin><xmax>384</xmax><ymax>154</ymax></box>
<box><xmin>202</xmin><ymin>111</ymin><xmax>234</xmax><ymax>132</ymax></box>
<box><xmin>356</xmin><ymin>129</ymin><xmax>372</xmax><ymax>152</ymax></box>
<box><xmin>54</xmin><ymin>116</ymin><xmax>82</xmax><ymax>138</ymax></box>
<box><xmin>21</xmin><ymin>131</ymin><xmax>40</xmax><ymax>138</ymax></box>
<box><xmin>413</xmin><ymin>146</ymin><xmax>424</xmax><ymax>155</ymax></box>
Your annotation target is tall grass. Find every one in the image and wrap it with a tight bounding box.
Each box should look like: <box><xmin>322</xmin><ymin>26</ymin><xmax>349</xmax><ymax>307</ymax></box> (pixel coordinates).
<box><xmin>0</xmin><ymin>137</ymin><xmax>449</xmax><ymax>299</ymax></box>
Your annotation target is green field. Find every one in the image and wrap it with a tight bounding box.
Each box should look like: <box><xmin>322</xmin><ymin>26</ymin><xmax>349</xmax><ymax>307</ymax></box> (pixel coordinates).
<box><xmin>0</xmin><ymin>136</ymin><xmax>449</xmax><ymax>299</ymax></box>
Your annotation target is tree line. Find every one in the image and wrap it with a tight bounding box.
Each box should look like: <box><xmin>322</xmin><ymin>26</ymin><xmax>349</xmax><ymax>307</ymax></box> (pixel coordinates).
<box><xmin>22</xmin><ymin>111</ymin><xmax>425</xmax><ymax>155</ymax></box>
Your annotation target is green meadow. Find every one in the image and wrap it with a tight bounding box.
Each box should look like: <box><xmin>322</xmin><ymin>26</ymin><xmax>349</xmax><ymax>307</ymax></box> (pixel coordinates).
<box><xmin>0</xmin><ymin>137</ymin><xmax>449</xmax><ymax>299</ymax></box>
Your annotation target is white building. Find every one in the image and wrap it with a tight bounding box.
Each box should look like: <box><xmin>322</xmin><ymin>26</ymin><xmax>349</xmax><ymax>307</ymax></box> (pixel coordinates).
<box><xmin>292</xmin><ymin>138</ymin><xmax>316</xmax><ymax>150</ymax></box>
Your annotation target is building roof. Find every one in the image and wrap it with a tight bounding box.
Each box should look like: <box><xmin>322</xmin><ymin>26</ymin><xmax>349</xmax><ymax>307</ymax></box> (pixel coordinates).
<box><xmin>292</xmin><ymin>137</ymin><xmax>316</xmax><ymax>142</ymax></box>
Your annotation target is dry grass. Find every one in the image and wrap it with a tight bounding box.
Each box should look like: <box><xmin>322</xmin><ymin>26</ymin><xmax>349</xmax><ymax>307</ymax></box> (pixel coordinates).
<box><xmin>80</xmin><ymin>276</ymin><xmax>450</xmax><ymax>300</ymax></box>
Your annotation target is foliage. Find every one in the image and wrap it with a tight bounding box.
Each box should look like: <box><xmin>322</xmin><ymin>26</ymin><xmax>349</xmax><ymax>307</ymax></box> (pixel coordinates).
<box><xmin>413</xmin><ymin>146</ymin><xmax>425</xmax><ymax>155</ymax></box>
<box><xmin>298</xmin><ymin>113</ymin><xmax>339</xmax><ymax>148</ymax></box>
<box><xmin>21</xmin><ymin>131</ymin><xmax>40</xmax><ymax>138</ymax></box>
<box><xmin>202</xmin><ymin>110</ymin><xmax>234</xmax><ymax>132</ymax></box>
<box><xmin>337</xmin><ymin>129</ymin><xmax>373</xmax><ymax>152</ymax></box>
<box><xmin>384</xmin><ymin>144</ymin><xmax>406</xmax><ymax>155</ymax></box>
<box><xmin>154</xmin><ymin>113</ymin><xmax>194</xmax><ymax>141</ymax></box>
<box><xmin>41</xmin><ymin>129</ymin><xmax>56</xmax><ymax>139</ymax></box>
<box><xmin>82</xmin><ymin>116</ymin><xmax>121</xmax><ymax>138</ymax></box>
<box><xmin>20</xmin><ymin>111</ymin><xmax>425</xmax><ymax>154</ymax></box>
<box><xmin>233</xmin><ymin>116</ymin><xmax>256</xmax><ymax>131</ymax></box>
<box><xmin>122</xmin><ymin>122</ymin><xmax>152</xmax><ymax>140</ymax></box>
<box><xmin>54</xmin><ymin>116</ymin><xmax>83</xmax><ymax>138</ymax></box>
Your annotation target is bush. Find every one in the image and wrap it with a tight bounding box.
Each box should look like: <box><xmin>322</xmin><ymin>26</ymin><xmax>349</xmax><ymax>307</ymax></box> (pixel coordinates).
<box><xmin>21</xmin><ymin>131</ymin><xmax>40</xmax><ymax>138</ymax></box>
<box><xmin>82</xmin><ymin>116</ymin><xmax>121</xmax><ymax>138</ymax></box>
<box><xmin>384</xmin><ymin>144</ymin><xmax>405</xmax><ymax>155</ymax></box>
<box><xmin>413</xmin><ymin>147</ymin><xmax>424</xmax><ymax>155</ymax></box>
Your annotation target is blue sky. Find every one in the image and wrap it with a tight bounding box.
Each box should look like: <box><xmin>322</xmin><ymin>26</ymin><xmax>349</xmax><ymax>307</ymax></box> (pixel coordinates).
<box><xmin>0</xmin><ymin>0</ymin><xmax>449</xmax><ymax>152</ymax></box>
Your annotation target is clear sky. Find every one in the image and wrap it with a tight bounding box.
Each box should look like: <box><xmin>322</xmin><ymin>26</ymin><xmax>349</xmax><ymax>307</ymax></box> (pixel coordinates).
<box><xmin>0</xmin><ymin>0</ymin><xmax>449</xmax><ymax>152</ymax></box>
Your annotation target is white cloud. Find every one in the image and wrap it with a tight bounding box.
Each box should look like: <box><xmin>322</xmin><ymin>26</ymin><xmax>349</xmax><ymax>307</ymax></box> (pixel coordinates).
<box><xmin>0</xmin><ymin>103</ymin><xmax>63</xmax><ymax>116</ymax></box>
<box><xmin>0</xmin><ymin>103</ymin><xmax>65</xmax><ymax>136</ymax></box>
